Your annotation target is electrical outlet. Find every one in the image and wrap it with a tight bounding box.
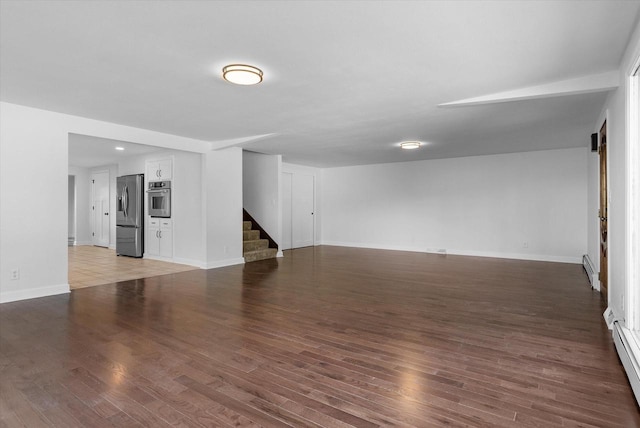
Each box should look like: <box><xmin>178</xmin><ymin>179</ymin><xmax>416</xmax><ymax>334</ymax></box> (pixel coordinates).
<box><xmin>10</xmin><ymin>269</ymin><xmax>19</xmax><ymax>280</ymax></box>
<box><xmin>523</xmin><ymin>242</ymin><xmax>529</xmax><ymax>248</ymax></box>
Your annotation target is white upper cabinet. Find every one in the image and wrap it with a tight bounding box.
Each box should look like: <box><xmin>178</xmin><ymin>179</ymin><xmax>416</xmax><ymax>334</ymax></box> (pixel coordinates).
<box><xmin>146</xmin><ymin>158</ymin><xmax>172</xmax><ymax>181</ymax></box>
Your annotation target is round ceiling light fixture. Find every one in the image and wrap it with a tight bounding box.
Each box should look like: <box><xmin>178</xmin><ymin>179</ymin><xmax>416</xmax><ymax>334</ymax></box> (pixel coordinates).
<box><xmin>222</xmin><ymin>64</ymin><xmax>263</xmax><ymax>85</ymax></box>
<box><xmin>400</xmin><ymin>141</ymin><xmax>422</xmax><ymax>150</ymax></box>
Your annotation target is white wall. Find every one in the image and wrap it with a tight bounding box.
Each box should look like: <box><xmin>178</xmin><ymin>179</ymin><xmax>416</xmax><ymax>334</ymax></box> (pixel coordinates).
<box><xmin>0</xmin><ymin>102</ymin><xmax>212</xmax><ymax>303</ymax></box>
<box><xmin>164</xmin><ymin>151</ymin><xmax>203</xmax><ymax>265</ymax></box>
<box><xmin>587</xmin><ymin>20</ymin><xmax>640</xmax><ymax>405</ymax></box>
<box><xmin>203</xmin><ymin>147</ymin><xmax>244</xmax><ymax>268</ymax></box>
<box><xmin>117</xmin><ymin>155</ymin><xmax>146</xmax><ymax>177</ymax></box>
<box><xmin>1</xmin><ymin>103</ymin><xmax>71</xmax><ymax>302</ymax></box>
<box><xmin>243</xmin><ymin>151</ymin><xmax>281</xmax><ymax>245</ymax></box>
<box><xmin>119</xmin><ymin>150</ymin><xmax>204</xmax><ymax>265</ymax></box>
<box><xmin>588</xmin><ymin>18</ymin><xmax>640</xmax><ymax>323</ymax></box>
<box><xmin>321</xmin><ymin>148</ymin><xmax>587</xmax><ymax>263</ymax></box>
<box><xmin>68</xmin><ymin>165</ymin><xmax>92</xmax><ymax>245</ymax></box>
<box><xmin>598</xmin><ymin>94</ymin><xmax>626</xmax><ymax>321</ymax></box>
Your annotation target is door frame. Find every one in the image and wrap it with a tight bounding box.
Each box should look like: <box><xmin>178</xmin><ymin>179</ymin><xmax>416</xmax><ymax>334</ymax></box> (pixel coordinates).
<box><xmin>68</xmin><ymin>175</ymin><xmax>76</xmax><ymax>246</ymax></box>
<box><xmin>599</xmin><ymin>119</ymin><xmax>609</xmax><ymax>301</ymax></box>
<box><xmin>281</xmin><ymin>172</ymin><xmax>293</xmax><ymax>250</ymax></box>
<box><xmin>627</xmin><ymin>56</ymin><xmax>640</xmax><ymax>331</ymax></box>
<box><xmin>292</xmin><ymin>173</ymin><xmax>315</xmax><ymax>249</ymax></box>
<box><xmin>91</xmin><ymin>169</ymin><xmax>110</xmax><ymax>247</ymax></box>
<box><xmin>281</xmin><ymin>170</ymin><xmax>317</xmax><ymax>250</ymax></box>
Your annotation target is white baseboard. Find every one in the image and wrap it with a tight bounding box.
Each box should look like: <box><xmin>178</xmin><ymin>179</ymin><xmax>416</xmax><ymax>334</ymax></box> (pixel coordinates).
<box><xmin>143</xmin><ymin>254</ymin><xmax>175</xmax><ymax>263</ymax></box>
<box><xmin>143</xmin><ymin>255</ymin><xmax>241</xmax><ymax>270</ymax></box>
<box><xmin>604</xmin><ymin>307</ymin><xmax>615</xmax><ymax>330</ymax></box>
<box><xmin>613</xmin><ymin>322</ymin><xmax>640</xmax><ymax>405</ymax></box>
<box><xmin>582</xmin><ymin>254</ymin><xmax>600</xmax><ymax>290</ymax></box>
<box><xmin>319</xmin><ymin>241</ymin><xmax>581</xmax><ymax>264</ymax></box>
<box><xmin>203</xmin><ymin>257</ymin><xmax>245</xmax><ymax>270</ymax></box>
<box><xmin>74</xmin><ymin>241</ymin><xmax>92</xmax><ymax>246</ymax></box>
<box><xmin>143</xmin><ymin>254</ymin><xmax>205</xmax><ymax>269</ymax></box>
<box><xmin>171</xmin><ymin>257</ymin><xmax>207</xmax><ymax>269</ymax></box>
<box><xmin>0</xmin><ymin>283</ymin><xmax>70</xmax><ymax>304</ymax></box>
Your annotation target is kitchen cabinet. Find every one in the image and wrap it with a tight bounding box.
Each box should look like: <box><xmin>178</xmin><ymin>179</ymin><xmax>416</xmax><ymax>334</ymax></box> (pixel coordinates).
<box><xmin>146</xmin><ymin>217</ymin><xmax>172</xmax><ymax>258</ymax></box>
<box><xmin>146</xmin><ymin>158</ymin><xmax>172</xmax><ymax>181</ymax></box>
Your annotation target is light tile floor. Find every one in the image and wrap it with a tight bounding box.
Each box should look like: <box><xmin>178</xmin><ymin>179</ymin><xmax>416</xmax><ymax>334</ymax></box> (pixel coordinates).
<box><xmin>68</xmin><ymin>245</ymin><xmax>198</xmax><ymax>290</ymax></box>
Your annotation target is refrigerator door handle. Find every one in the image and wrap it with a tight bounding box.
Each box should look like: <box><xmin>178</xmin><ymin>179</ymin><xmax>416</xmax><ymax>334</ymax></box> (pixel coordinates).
<box><xmin>123</xmin><ymin>186</ymin><xmax>128</xmax><ymax>218</ymax></box>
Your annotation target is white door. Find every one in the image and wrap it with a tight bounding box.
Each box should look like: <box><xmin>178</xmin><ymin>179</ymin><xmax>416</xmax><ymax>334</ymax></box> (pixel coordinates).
<box><xmin>281</xmin><ymin>173</ymin><xmax>293</xmax><ymax>250</ymax></box>
<box><xmin>292</xmin><ymin>174</ymin><xmax>315</xmax><ymax>248</ymax></box>
<box><xmin>91</xmin><ymin>170</ymin><xmax>110</xmax><ymax>247</ymax></box>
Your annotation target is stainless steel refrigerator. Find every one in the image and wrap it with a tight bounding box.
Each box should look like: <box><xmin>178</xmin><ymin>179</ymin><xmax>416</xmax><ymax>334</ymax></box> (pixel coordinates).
<box><xmin>116</xmin><ymin>174</ymin><xmax>144</xmax><ymax>257</ymax></box>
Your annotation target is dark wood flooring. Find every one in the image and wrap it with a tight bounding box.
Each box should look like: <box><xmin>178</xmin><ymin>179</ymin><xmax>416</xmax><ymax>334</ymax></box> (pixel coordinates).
<box><xmin>1</xmin><ymin>246</ymin><xmax>638</xmax><ymax>427</ymax></box>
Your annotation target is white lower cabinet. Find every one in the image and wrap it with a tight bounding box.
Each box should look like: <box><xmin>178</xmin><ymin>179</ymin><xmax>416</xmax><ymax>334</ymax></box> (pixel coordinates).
<box><xmin>146</xmin><ymin>218</ymin><xmax>172</xmax><ymax>258</ymax></box>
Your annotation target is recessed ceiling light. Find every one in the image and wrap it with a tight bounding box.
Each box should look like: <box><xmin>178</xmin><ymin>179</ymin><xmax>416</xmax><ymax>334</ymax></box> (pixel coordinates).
<box><xmin>222</xmin><ymin>64</ymin><xmax>263</xmax><ymax>85</ymax></box>
<box><xmin>115</xmin><ymin>147</ymin><xmax>125</xmax><ymax>151</ymax></box>
<box><xmin>400</xmin><ymin>141</ymin><xmax>421</xmax><ymax>150</ymax></box>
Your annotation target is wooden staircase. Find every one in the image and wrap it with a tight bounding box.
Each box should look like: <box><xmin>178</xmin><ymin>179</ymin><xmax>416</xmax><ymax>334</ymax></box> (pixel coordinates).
<box><xmin>243</xmin><ymin>220</ymin><xmax>277</xmax><ymax>262</ymax></box>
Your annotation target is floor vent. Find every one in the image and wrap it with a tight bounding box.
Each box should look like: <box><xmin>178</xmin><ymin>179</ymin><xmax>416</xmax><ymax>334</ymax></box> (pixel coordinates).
<box><xmin>582</xmin><ymin>254</ymin><xmax>597</xmax><ymax>288</ymax></box>
<box><xmin>613</xmin><ymin>322</ymin><xmax>640</xmax><ymax>405</ymax></box>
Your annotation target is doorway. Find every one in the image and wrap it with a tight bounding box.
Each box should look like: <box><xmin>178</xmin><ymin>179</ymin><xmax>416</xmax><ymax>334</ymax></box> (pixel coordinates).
<box><xmin>599</xmin><ymin>120</ymin><xmax>608</xmax><ymax>302</ymax></box>
<box><xmin>282</xmin><ymin>172</ymin><xmax>315</xmax><ymax>250</ymax></box>
<box><xmin>68</xmin><ymin>175</ymin><xmax>75</xmax><ymax>246</ymax></box>
<box><xmin>91</xmin><ymin>170</ymin><xmax>110</xmax><ymax>247</ymax></box>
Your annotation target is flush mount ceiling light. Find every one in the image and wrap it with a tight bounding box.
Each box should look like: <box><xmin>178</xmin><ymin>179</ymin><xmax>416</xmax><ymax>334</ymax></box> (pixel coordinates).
<box><xmin>222</xmin><ymin>64</ymin><xmax>263</xmax><ymax>85</ymax></box>
<box><xmin>115</xmin><ymin>147</ymin><xmax>125</xmax><ymax>151</ymax></box>
<box><xmin>400</xmin><ymin>141</ymin><xmax>421</xmax><ymax>150</ymax></box>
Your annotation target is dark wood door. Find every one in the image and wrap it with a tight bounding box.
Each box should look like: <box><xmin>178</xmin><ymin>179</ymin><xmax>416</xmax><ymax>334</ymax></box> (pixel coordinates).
<box><xmin>599</xmin><ymin>120</ymin><xmax>608</xmax><ymax>301</ymax></box>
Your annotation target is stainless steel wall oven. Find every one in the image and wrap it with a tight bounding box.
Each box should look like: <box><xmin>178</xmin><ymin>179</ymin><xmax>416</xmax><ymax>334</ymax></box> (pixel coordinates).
<box><xmin>147</xmin><ymin>181</ymin><xmax>171</xmax><ymax>218</ymax></box>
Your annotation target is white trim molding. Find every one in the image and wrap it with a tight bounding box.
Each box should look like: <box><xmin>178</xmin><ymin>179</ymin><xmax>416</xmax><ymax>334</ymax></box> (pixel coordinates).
<box><xmin>171</xmin><ymin>257</ymin><xmax>207</xmax><ymax>269</ymax></box>
<box><xmin>604</xmin><ymin>307</ymin><xmax>615</xmax><ymax>330</ymax></box>
<box><xmin>204</xmin><ymin>257</ymin><xmax>245</xmax><ymax>270</ymax></box>
<box><xmin>320</xmin><ymin>241</ymin><xmax>582</xmax><ymax>264</ymax></box>
<box><xmin>439</xmin><ymin>71</ymin><xmax>619</xmax><ymax>107</ymax></box>
<box><xmin>0</xmin><ymin>284</ymin><xmax>70</xmax><ymax>304</ymax></box>
<box><xmin>613</xmin><ymin>322</ymin><xmax>640</xmax><ymax>405</ymax></box>
<box><xmin>582</xmin><ymin>254</ymin><xmax>599</xmax><ymax>290</ymax></box>
<box><xmin>626</xmin><ymin>54</ymin><xmax>640</xmax><ymax>331</ymax></box>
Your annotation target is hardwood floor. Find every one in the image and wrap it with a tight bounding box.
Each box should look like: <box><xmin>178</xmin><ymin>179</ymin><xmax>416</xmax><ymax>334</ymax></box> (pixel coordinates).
<box><xmin>68</xmin><ymin>245</ymin><xmax>198</xmax><ymax>290</ymax></box>
<box><xmin>2</xmin><ymin>246</ymin><xmax>639</xmax><ymax>427</ymax></box>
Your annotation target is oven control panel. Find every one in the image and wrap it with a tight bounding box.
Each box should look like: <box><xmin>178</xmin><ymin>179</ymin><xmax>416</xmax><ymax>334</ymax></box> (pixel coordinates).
<box><xmin>149</xmin><ymin>181</ymin><xmax>171</xmax><ymax>190</ymax></box>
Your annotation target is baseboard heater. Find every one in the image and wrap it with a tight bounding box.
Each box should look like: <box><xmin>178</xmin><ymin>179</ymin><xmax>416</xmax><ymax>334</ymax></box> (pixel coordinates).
<box><xmin>582</xmin><ymin>254</ymin><xmax>598</xmax><ymax>288</ymax></box>
<box><xmin>613</xmin><ymin>321</ymin><xmax>640</xmax><ymax>405</ymax></box>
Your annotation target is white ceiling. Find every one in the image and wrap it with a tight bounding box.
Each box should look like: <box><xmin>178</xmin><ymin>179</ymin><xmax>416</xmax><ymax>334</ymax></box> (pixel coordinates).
<box><xmin>1</xmin><ymin>1</ymin><xmax>639</xmax><ymax>168</ymax></box>
<box><xmin>68</xmin><ymin>134</ymin><xmax>163</xmax><ymax>168</ymax></box>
